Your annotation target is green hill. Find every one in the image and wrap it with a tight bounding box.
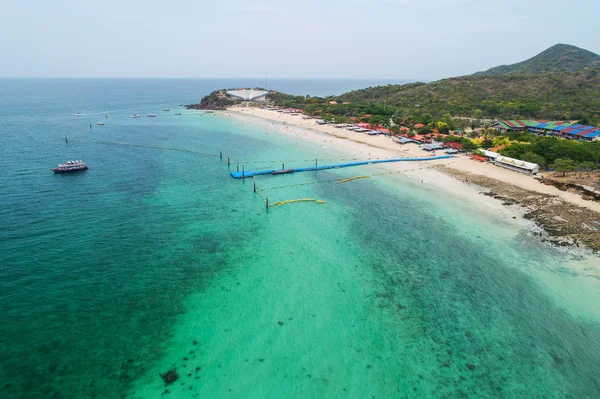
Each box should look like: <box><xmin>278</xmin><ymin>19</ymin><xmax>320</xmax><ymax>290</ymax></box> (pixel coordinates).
<box><xmin>330</xmin><ymin>44</ymin><xmax>600</xmax><ymax>124</ymax></box>
<box><xmin>477</xmin><ymin>44</ymin><xmax>600</xmax><ymax>76</ymax></box>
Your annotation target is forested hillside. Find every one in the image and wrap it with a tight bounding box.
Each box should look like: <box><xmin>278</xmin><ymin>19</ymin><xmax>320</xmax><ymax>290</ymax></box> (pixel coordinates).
<box><xmin>477</xmin><ymin>43</ymin><xmax>600</xmax><ymax>76</ymax></box>
<box><xmin>335</xmin><ymin>67</ymin><xmax>600</xmax><ymax>124</ymax></box>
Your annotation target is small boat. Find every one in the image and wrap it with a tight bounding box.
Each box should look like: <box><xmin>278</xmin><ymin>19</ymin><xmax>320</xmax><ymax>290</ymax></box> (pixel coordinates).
<box><xmin>97</xmin><ymin>121</ymin><xmax>104</xmax><ymax>126</ymax></box>
<box><xmin>174</xmin><ymin>112</ymin><xmax>182</xmax><ymax>115</ymax></box>
<box><xmin>147</xmin><ymin>114</ymin><xmax>157</xmax><ymax>117</ymax></box>
<box><xmin>163</xmin><ymin>108</ymin><xmax>170</xmax><ymax>111</ymax></box>
<box><xmin>73</xmin><ymin>112</ymin><xmax>83</xmax><ymax>116</ymax></box>
<box><xmin>272</xmin><ymin>169</ymin><xmax>295</xmax><ymax>175</ymax></box>
<box><xmin>52</xmin><ymin>160</ymin><xmax>88</xmax><ymax>174</ymax></box>
<box><xmin>130</xmin><ymin>114</ymin><xmax>141</xmax><ymax>118</ymax></box>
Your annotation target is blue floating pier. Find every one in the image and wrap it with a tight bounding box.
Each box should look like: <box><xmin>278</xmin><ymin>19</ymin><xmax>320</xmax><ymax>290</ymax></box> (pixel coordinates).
<box><xmin>230</xmin><ymin>155</ymin><xmax>454</xmax><ymax>179</ymax></box>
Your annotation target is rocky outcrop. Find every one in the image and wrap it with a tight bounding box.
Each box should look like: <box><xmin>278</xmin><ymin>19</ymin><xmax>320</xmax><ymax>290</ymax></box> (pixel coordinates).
<box><xmin>440</xmin><ymin>166</ymin><xmax>600</xmax><ymax>254</ymax></box>
<box><xmin>537</xmin><ymin>177</ymin><xmax>600</xmax><ymax>201</ymax></box>
<box><xmin>186</xmin><ymin>90</ymin><xmax>235</xmax><ymax>110</ymax></box>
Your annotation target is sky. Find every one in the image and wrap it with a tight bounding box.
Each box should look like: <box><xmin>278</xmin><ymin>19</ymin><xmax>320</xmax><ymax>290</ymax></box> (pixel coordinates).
<box><xmin>1</xmin><ymin>0</ymin><xmax>599</xmax><ymax>80</ymax></box>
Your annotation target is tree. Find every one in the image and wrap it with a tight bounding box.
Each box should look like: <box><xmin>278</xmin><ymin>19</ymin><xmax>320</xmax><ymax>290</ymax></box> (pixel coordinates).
<box><xmin>577</xmin><ymin>161</ymin><xmax>596</xmax><ymax>171</ymax></box>
<box><xmin>492</xmin><ymin>136</ymin><xmax>510</xmax><ymax>147</ymax></box>
<box><xmin>419</xmin><ymin>113</ymin><xmax>434</xmax><ymax>125</ymax></box>
<box><xmin>442</xmin><ymin>135</ymin><xmax>461</xmax><ymax>143</ymax></box>
<box><xmin>521</xmin><ymin>152</ymin><xmax>546</xmax><ymax>169</ymax></box>
<box><xmin>368</xmin><ymin>115</ymin><xmax>385</xmax><ymax>127</ymax></box>
<box><xmin>390</xmin><ymin>125</ymin><xmax>401</xmax><ymax>136</ymax></box>
<box><xmin>480</xmin><ymin>139</ymin><xmax>493</xmax><ymax>149</ymax></box>
<box><xmin>551</xmin><ymin>158</ymin><xmax>576</xmax><ymax>176</ymax></box>
<box><xmin>460</xmin><ymin>139</ymin><xmax>478</xmax><ymax>151</ymax></box>
<box><xmin>436</xmin><ymin>121</ymin><xmax>450</xmax><ymax>134</ymax></box>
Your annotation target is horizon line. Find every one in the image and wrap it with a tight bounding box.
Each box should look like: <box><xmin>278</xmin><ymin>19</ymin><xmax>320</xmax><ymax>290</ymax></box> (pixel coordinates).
<box><xmin>0</xmin><ymin>76</ymin><xmax>427</xmax><ymax>81</ymax></box>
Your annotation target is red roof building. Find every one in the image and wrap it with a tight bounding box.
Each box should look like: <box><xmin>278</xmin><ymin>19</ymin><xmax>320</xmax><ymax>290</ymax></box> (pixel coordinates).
<box><xmin>414</xmin><ymin>123</ymin><xmax>425</xmax><ymax>129</ymax></box>
<box><xmin>444</xmin><ymin>142</ymin><xmax>463</xmax><ymax>150</ymax></box>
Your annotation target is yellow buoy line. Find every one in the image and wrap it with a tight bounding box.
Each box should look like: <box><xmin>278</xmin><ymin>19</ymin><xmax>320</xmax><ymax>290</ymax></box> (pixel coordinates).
<box><xmin>71</xmin><ymin>128</ymin><xmax>90</xmax><ymax>139</ymax></box>
<box><xmin>252</xmin><ymin>161</ymin><xmax>455</xmax><ymax>210</ymax></box>
<box><xmin>254</xmin><ymin>184</ymin><xmax>326</xmax><ymax>209</ymax></box>
<box><xmin>269</xmin><ymin>198</ymin><xmax>326</xmax><ymax>208</ymax></box>
<box><xmin>337</xmin><ymin>176</ymin><xmax>370</xmax><ymax>184</ymax></box>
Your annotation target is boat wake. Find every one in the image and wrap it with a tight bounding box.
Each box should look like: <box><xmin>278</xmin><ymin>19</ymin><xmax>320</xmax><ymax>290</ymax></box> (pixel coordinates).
<box><xmin>73</xmin><ymin>109</ymin><xmax>128</xmax><ymax>116</ymax></box>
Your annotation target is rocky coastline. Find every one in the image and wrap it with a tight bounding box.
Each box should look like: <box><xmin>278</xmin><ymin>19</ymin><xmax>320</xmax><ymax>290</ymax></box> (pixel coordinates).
<box><xmin>186</xmin><ymin>90</ymin><xmax>234</xmax><ymax>111</ymax></box>
<box><xmin>439</xmin><ymin>166</ymin><xmax>600</xmax><ymax>254</ymax></box>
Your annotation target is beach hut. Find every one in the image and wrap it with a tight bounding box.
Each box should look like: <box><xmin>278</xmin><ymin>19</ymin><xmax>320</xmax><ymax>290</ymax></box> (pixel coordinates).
<box><xmin>422</xmin><ymin>143</ymin><xmax>444</xmax><ymax>151</ymax></box>
<box><xmin>394</xmin><ymin>137</ymin><xmax>417</xmax><ymax>144</ymax></box>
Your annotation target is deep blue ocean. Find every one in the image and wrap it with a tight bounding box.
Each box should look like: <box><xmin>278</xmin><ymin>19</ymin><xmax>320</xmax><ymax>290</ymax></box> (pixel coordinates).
<box><xmin>1</xmin><ymin>79</ymin><xmax>600</xmax><ymax>399</ymax></box>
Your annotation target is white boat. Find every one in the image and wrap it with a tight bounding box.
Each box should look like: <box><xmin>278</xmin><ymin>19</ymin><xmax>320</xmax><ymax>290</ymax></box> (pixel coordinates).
<box><xmin>130</xmin><ymin>114</ymin><xmax>141</xmax><ymax>118</ymax></box>
<box><xmin>73</xmin><ymin>113</ymin><xmax>83</xmax><ymax>116</ymax></box>
<box><xmin>52</xmin><ymin>160</ymin><xmax>88</xmax><ymax>174</ymax></box>
<box><xmin>163</xmin><ymin>108</ymin><xmax>170</xmax><ymax>111</ymax></box>
<box><xmin>97</xmin><ymin>121</ymin><xmax>104</xmax><ymax>126</ymax></box>
<box><xmin>147</xmin><ymin>114</ymin><xmax>157</xmax><ymax>118</ymax></box>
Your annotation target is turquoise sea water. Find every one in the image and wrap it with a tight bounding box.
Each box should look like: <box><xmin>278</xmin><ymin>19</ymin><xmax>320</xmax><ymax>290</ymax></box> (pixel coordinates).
<box><xmin>1</xmin><ymin>79</ymin><xmax>600</xmax><ymax>399</ymax></box>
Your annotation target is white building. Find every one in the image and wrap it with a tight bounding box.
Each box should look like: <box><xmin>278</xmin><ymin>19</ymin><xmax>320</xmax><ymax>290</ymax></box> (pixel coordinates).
<box><xmin>494</xmin><ymin>156</ymin><xmax>539</xmax><ymax>174</ymax></box>
<box><xmin>481</xmin><ymin>150</ymin><xmax>500</xmax><ymax>160</ymax></box>
<box><xmin>226</xmin><ymin>89</ymin><xmax>269</xmax><ymax>102</ymax></box>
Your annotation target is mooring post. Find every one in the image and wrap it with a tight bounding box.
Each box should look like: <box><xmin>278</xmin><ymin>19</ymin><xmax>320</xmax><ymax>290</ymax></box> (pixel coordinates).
<box><xmin>227</xmin><ymin>155</ymin><xmax>230</xmax><ymax>166</ymax></box>
<box><xmin>315</xmin><ymin>158</ymin><xmax>318</xmax><ymax>167</ymax></box>
<box><xmin>253</xmin><ymin>176</ymin><xmax>256</xmax><ymax>192</ymax></box>
<box><xmin>266</xmin><ymin>190</ymin><xmax>269</xmax><ymax>209</ymax></box>
<box><xmin>242</xmin><ymin>165</ymin><xmax>245</xmax><ymax>180</ymax></box>
<box><xmin>65</xmin><ymin>135</ymin><xmax>68</xmax><ymax>144</ymax></box>
<box><xmin>220</xmin><ymin>151</ymin><xmax>223</xmax><ymax>160</ymax></box>
<box><xmin>282</xmin><ymin>162</ymin><xmax>285</xmax><ymax>170</ymax></box>
<box><xmin>237</xmin><ymin>163</ymin><xmax>239</xmax><ymax>172</ymax></box>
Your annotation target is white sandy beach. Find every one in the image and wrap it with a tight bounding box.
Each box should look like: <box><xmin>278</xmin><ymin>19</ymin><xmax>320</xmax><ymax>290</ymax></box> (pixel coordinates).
<box><xmin>227</xmin><ymin>106</ymin><xmax>600</xmax><ymax>214</ymax></box>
